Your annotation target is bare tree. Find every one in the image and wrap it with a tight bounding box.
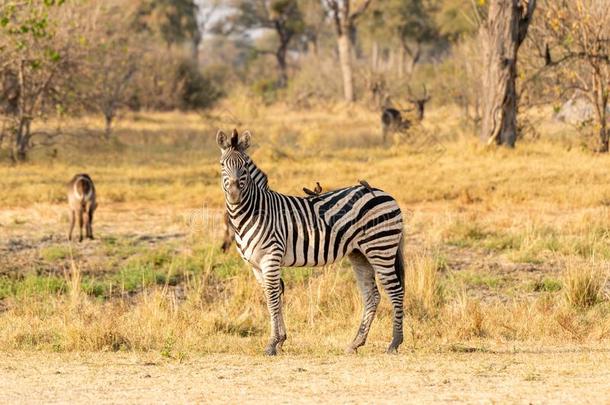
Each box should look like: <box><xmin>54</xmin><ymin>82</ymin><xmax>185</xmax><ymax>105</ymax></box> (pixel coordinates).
<box><xmin>193</xmin><ymin>0</ymin><xmax>220</xmax><ymax>64</ymax></box>
<box><xmin>223</xmin><ymin>0</ymin><xmax>304</xmax><ymax>87</ymax></box>
<box><xmin>479</xmin><ymin>0</ymin><xmax>537</xmax><ymax>147</ymax></box>
<box><xmin>324</xmin><ymin>0</ymin><xmax>373</xmax><ymax>102</ymax></box>
<box><xmin>538</xmin><ymin>0</ymin><xmax>610</xmax><ymax>152</ymax></box>
<box><xmin>79</xmin><ymin>1</ymin><xmax>140</xmax><ymax>139</ymax></box>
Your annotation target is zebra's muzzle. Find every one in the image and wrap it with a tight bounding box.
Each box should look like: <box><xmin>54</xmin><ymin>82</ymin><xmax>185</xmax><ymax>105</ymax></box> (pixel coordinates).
<box><xmin>226</xmin><ymin>180</ymin><xmax>241</xmax><ymax>205</ymax></box>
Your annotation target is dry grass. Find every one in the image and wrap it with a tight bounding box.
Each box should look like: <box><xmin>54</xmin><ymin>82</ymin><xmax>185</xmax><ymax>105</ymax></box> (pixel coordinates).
<box><xmin>0</xmin><ymin>103</ymin><xmax>609</xmax><ymax>355</ymax></box>
<box><xmin>563</xmin><ymin>258</ymin><xmax>609</xmax><ymax>308</ymax></box>
<box><xmin>404</xmin><ymin>254</ymin><xmax>444</xmax><ymax>319</ymax></box>
<box><xmin>0</xmin><ymin>248</ymin><xmax>608</xmax><ymax>354</ymax></box>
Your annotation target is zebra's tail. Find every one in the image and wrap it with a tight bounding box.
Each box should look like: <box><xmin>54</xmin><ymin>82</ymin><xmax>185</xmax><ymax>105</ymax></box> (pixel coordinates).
<box><xmin>395</xmin><ymin>233</ymin><xmax>405</xmax><ymax>290</ymax></box>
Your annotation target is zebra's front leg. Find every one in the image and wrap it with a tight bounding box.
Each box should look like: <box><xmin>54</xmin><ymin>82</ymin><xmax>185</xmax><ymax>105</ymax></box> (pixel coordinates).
<box><xmin>253</xmin><ymin>266</ymin><xmax>287</xmax><ymax>355</ymax></box>
<box><xmin>261</xmin><ymin>259</ymin><xmax>285</xmax><ymax>356</ymax></box>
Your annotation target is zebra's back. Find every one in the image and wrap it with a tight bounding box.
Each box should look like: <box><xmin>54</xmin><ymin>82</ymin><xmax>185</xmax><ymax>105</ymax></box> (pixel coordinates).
<box><xmin>279</xmin><ymin>185</ymin><xmax>403</xmax><ymax>267</ymax></box>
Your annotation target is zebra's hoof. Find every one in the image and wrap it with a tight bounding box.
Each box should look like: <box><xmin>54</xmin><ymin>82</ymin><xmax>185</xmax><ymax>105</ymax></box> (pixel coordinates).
<box><xmin>264</xmin><ymin>346</ymin><xmax>277</xmax><ymax>356</ymax></box>
<box><xmin>345</xmin><ymin>347</ymin><xmax>358</xmax><ymax>355</ymax></box>
<box><xmin>386</xmin><ymin>346</ymin><xmax>399</xmax><ymax>354</ymax></box>
<box><xmin>386</xmin><ymin>335</ymin><xmax>403</xmax><ymax>354</ymax></box>
<box><xmin>276</xmin><ymin>337</ymin><xmax>287</xmax><ymax>352</ymax></box>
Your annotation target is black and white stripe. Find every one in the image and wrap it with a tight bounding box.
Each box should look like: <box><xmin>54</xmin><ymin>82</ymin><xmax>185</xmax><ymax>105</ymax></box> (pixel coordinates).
<box><xmin>217</xmin><ymin>130</ymin><xmax>405</xmax><ymax>355</ymax></box>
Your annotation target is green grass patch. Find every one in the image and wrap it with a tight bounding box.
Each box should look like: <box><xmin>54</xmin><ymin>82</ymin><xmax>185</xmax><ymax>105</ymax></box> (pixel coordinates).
<box><xmin>81</xmin><ymin>278</ymin><xmax>110</xmax><ymax>298</ymax></box>
<box><xmin>530</xmin><ymin>278</ymin><xmax>562</xmax><ymax>293</ymax></box>
<box><xmin>483</xmin><ymin>233</ymin><xmax>522</xmax><ymax>251</ymax></box>
<box><xmin>445</xmin><ymin>221</ymin><xmax>489</xmax><ymax>248</ymax></box>
<box><xmin>114</xmin><ymin>263</ymin><xmax>171</xmax><ymax>293</ymax></box>
<box><xmin>282</xmin><ymin>267</ymin><xmax>315</xmax><ymax>283</ymax></box>
<box><xmin>454</xmin><ymin>271</ymin><xmax>505</xmax><ymax>289</ymax></box>
<box><xmin>0</xmin><ymin>274</ymin><xmax>67</xmax><ymax>299</ymax></box>
<box><xmin>212</xmin><ymin>254</ymin><xmax>246</xmax><ymax>279</ymax></box>
<box><xmin>101</xmin><ymin>236</ymin><xmax>139</xmax><ymax>258</ymax></box>
<box><xmin>40</xmin><ymin>245</ymin><xmax>72</xmax><ymax>262</ymax></box>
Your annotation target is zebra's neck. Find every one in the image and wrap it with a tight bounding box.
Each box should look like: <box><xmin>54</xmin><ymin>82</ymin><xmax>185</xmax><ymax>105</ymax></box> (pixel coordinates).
<box><xmin>225</xmin><ymin>157</ymin><xmax>273</xmax><ymax>255</ymax></box>
<box><xmin>246</xmin><ymin>157</ymin><xmax>269</xmax><ymax>191</ymax></box>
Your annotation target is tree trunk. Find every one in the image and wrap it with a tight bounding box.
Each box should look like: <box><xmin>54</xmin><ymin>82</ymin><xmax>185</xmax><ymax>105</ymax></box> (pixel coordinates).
<box><xmin>371</xmin><ymin>41</ymin><xmax>379</xmax><ymax>72</ymax></box>
<box><xmin>398</xmin><ymin>47</ymin><xmax>405</xmax><ymax>78</ymax></box>
<box><xmin>479</xmin><ymin>0</ymin><xmax>536</xmax><ymax>147</ymax></box>
<box><xmin>387</xmin><ymin>48</ymin><xmax>394</xmax><ymax>72</ymax></box>
<box><xmin>406</xmin><ymin>44</ymin><xmax>420</xmax><ymax>78</ymax></box>
<box><xmin>338</xmin><ymin>33</ymin><xmax>354</xmax><ymax>102</ymax></box>
<box><xmin>308</xmin><ymin>35</ymin><xmax>319</xmax><ymax>58</ymax></box>
<box><xmin>13</xmin><ymin>118</ymin><xmax>30</xmax><ymax>162</ymax></box>
<box><xmin>191</xmin><ymin>29</ymin><xmax>201</xmax><ymax>66</ymax></box>
<box><xmin>597</xmin><ymin>94</ymin><xmax>609</xmax><ymax>152</ymax></box>
<box><xmin>593</xmin><ymin>74</ymin><xmax>609</xmax><ymax>153</ymax></box>
<box><xmin>14</xmin><ymin>59</ymin><xmax>29</xmax><ymax>162</ymax></box>
<box><xmin>276</xmin><ymin>47</ymin><xmax>288</xmax><ymax>88</ymax></box>
<box><xmin>104</xmin><ymin>114</ymin><xmax>114</xmax><ymax>141</ymax></box>
<box><xmin>598</xmin><ymin>125</ymin><xmax>608</xmax><ymax>153</ymax></box>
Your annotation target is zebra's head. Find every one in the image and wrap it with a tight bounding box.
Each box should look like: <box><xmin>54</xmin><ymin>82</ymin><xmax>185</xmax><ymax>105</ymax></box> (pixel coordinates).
<box><xmin>216</xmin><ymin>129</ymin><xmax>251</xmax><ymax>205</ymax></box>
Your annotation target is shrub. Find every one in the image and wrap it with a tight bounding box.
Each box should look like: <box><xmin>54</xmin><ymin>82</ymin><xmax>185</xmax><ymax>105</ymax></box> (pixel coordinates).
<box><xmin>251</xmin><ymin>78</ymin><xmax>280</xmax><ymax>105</ymax></box>
<box><xmin>130</xmin><ymin>50</ymin><xmax>224</xmax><ymax>111</ymax></box>
<box><xmin>174</xmin><ymin>60</ymin><xmax>224</xmax><ymax>110</ymax></box>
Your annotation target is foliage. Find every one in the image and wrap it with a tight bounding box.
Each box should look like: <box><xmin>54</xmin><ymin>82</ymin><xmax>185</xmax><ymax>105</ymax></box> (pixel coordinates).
<box><xmin>534</xmin><ymin>0</ymin><xmax>610</xmax><ymax>152</ymax></box>
<box><xmin>133</xmin><ymin>0</ymin><xmax>199</xmax><ymax>46</ymax></box>
<box><xmin>221</xmin><ymin>0</ymin><xmax>305</xmax><ymax>87</ymax></box>
<box><xmin>0</xmin><ymin>0</ymin><xmax>73</xmax><ymax>161</ymax></box>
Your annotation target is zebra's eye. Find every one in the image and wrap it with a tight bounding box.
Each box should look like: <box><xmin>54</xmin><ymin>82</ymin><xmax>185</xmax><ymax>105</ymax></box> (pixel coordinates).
<box><xmin>238</xmin><ymin>181</ymin><xmax>245</xmax><ymax>189</ymax></box>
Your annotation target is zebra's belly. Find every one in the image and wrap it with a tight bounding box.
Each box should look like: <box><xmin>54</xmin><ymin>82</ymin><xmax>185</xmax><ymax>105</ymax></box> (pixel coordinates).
<box><xmin>280</xmin><ymin>226</ymin><xmax>354</xmax><ymax>267</ymax></box>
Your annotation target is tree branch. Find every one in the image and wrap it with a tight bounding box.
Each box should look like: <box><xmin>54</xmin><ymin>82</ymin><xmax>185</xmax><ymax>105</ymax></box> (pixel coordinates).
<box><xmin>349</xmin><ymin>0</ymin><xmax>372</xmax><ymax>22</ymax></box>
<box><xmin>517</xmin><ymin>0</ymin><xmax>537</xmax><ymax>46</ymax></box>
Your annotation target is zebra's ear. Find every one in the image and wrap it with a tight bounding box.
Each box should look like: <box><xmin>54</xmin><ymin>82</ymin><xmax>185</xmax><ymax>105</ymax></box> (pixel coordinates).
<box><xmin>216</xmin><ymin>130</ymin><xmax>230</xmax><ymax>150</ymax></box>
<box><xmin>238</xmin><ymin>130</ymin><xmax>251</xmax><ymax>151</ymax></box>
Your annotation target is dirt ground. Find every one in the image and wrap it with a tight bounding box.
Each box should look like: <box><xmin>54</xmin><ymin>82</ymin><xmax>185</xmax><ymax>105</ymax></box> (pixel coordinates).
<box><xmin>1</xmin><ymin>350</ymin><xmax>609</xmax><ymax>403</ymax></box>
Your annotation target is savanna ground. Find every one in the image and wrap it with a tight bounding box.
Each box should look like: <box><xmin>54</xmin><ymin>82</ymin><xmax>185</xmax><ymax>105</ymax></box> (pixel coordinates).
<box><xmin>1</xmin><ymin>102</ymin><xmax>609</xmax><ymax>402</ymax></box>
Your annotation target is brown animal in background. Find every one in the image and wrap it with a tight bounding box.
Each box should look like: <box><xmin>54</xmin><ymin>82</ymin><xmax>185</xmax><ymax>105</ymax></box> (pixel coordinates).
<box><xmin>407</xmin><ymin>84</ymin><xmax>432</xmax><ymax>121</ymax></box>
<box><xmin>381</xmin><ymin>108</ymin><xmax>411</xmax><ymax>143</ymax></box>
<box><xmin>67</xmin><ymin>174</ymin><xmax>97</xmax><ymax>242</ymax></box>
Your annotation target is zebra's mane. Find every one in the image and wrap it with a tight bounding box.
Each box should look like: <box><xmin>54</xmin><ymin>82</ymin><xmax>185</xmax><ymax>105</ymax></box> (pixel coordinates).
<box><xmin>246</xmin><ymin>156</ymin><xmax>269</xmax><ymax>190</ymax></box>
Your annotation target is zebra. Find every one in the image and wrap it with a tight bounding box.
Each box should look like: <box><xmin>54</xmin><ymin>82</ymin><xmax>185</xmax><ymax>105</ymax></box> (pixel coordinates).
<box><xmin>216</xmin><ymin>129</ymin><xmax>405</xmax><ymax>355</ymax></box>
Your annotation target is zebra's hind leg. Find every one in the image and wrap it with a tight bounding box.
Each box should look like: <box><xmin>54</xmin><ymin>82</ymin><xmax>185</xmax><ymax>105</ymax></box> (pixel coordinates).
<box><xmin>346</xmin><ymin>250</ymin><xmax>380</xmax><ymax>354</ymax></box>
<box><xmin>275</xmin><ymin>278</ymin><xmax>288</xmax><ymax>352</ymax></box>
<box><xmin>369</xmin><ymin>258</ymin><xmax>405</xmax><ymax>354</ymax></box>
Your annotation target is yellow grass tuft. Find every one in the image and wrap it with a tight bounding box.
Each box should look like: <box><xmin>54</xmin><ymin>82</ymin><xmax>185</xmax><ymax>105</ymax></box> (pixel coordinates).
<box><xmin>404</xmin><ymin>254</ymin><xmax>444</xmax><ymax>319</ymax></box>
<box><xmin>563</xmin><ymin>258</ymin><xmax>609</xmax><ymax>309</ymax></box>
